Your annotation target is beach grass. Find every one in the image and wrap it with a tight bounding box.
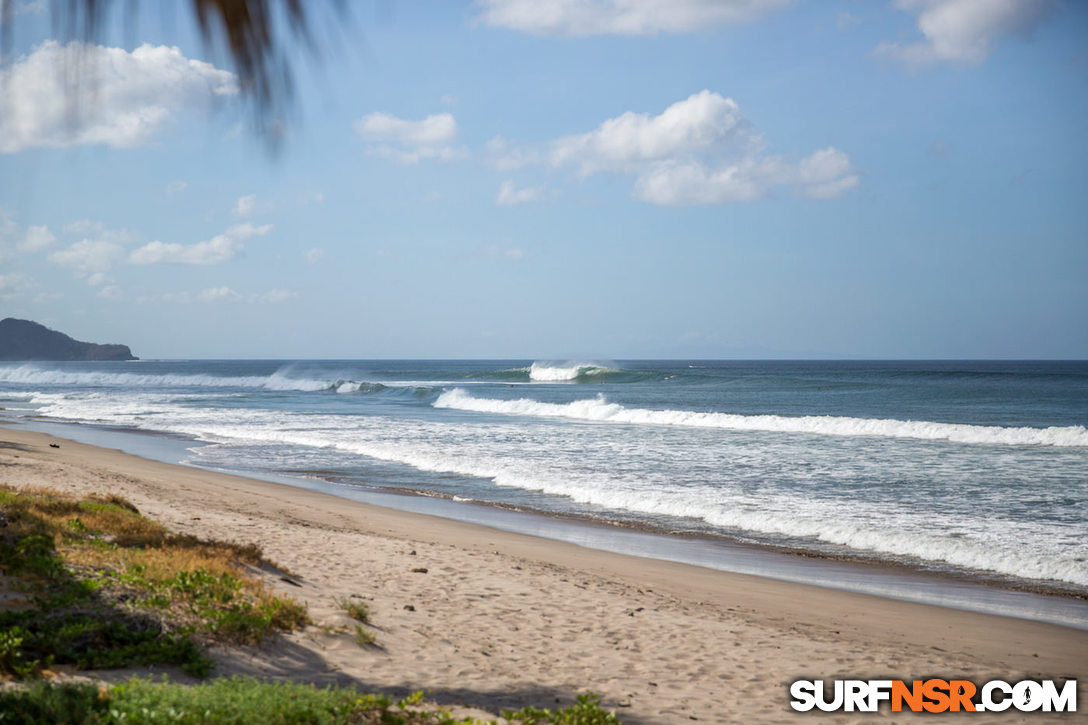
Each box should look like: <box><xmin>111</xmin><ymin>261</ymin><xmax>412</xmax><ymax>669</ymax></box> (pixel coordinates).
<box><xmin>0</xmin><ymin>678</ymin><xmax>622</xmax><ymax>724</ymax></box>
<box><xmin>335</xmin><ymin>595</ymin><xmax>371</xmax><ymax>623</ymax></box>
<box><xmin>0</xmin><ymin>484</ymin><xmax>623</xmax><ymax>722</ymax></box>
<box><xmin>352</xmin><ymin>623</ymin><xmax>378</xmax><ymax>647</ymax></box>
<box><xmin>0</xmin><ymin>484</ymin><xmax>308</xmax><ymax>679</ymax></box>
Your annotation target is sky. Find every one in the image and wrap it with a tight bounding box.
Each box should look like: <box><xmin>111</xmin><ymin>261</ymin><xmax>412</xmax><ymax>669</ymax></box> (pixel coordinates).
<box><xmin>0</xmin><ymin>0</ymin><xmax>1085</xmax><ymax>359</ymax></box>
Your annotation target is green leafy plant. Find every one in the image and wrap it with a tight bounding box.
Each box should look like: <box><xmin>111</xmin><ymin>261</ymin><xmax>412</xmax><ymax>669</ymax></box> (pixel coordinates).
<box><xmin>503</xmin><ymin>693</ymin><xmax>622</xmax><ymax>725</ymax></box>
<box><xmin>0</xmin><ymin>626</ymin><xmax>42</xmax><ymax>679</ymax></box>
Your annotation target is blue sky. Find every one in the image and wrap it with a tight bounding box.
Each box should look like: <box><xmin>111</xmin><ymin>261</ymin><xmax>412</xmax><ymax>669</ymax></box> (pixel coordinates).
<box><xmin>1</xmin><ymin>0</ymin><xmax>1085</xmax><ymax>359</ymax></box>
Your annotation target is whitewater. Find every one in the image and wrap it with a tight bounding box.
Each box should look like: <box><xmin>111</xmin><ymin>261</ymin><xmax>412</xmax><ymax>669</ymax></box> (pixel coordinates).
<box><xmin>433</xmin><ymin>389</ymin><xmax>1088</xmax><ymax>447</ymax></box>
<box><xmin>2</xmin><ymin>359</ymin><xmax>1086</xmax><ymax>591</ymax></box>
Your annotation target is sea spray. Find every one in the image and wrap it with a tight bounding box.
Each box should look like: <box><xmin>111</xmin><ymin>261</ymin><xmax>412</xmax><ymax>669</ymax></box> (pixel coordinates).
<box><xmin>528</xmin><ymin>362</ymin><xmax>618</xmax><ymax>382</ymax></box>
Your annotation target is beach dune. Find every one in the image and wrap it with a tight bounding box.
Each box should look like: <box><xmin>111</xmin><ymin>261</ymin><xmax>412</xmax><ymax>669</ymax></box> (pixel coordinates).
<box><xmin>1</xmin><ymin>427</ymin><xmax>1084</xmax><ymax>723</ymax></box>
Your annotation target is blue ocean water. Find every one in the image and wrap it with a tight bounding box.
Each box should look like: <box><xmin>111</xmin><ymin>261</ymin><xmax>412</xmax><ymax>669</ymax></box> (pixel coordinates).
<box><xmin>1</xmin><ymin>359</ymin><xmax>1086</xmax><ymax>590</ymax></box>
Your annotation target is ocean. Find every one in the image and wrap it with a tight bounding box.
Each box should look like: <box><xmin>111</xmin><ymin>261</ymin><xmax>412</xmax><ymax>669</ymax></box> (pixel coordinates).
<box><xmin>2</xmin><ymin>359</ymin><xmax>1086</xmax><ymax>596</ymax></box>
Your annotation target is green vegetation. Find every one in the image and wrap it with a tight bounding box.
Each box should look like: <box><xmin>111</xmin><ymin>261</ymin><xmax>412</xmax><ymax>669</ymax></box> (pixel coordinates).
<box><xmin>335</xmin><ymin>596</ymin><xmax>378</xmax><ymax>647</ymax></box>
<box><xmin>501</xmin><ymin>694</ymin><xmax>624</xmax><ymax>724</ymax></box>
<box><xmin>352</xmin><ymin>624</ymin><xmax>378</xmax><ymax>647</ymax></box>
<box><xmin>0</xmin><ymin>679</ymin><xmax>622</xmax><ymax>724</ymax></box>
<box><xmin>0</xmin><ymin>485</ymin><xmax>623</xmax><ymax>723</ymax></box>
<box><xmin>336</xmin><ymin>595</ymin><xmax>371</xmax><ymax>623</ymax></box>
<box><xmin>0</xmin><ymin>485</ymin><xmax>307</xmax><ymax>679</ymax></box>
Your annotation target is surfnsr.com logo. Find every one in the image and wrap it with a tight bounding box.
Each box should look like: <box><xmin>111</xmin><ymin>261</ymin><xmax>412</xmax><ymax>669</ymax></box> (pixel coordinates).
<box><xmin>789</xmin><ymin>679</ymin><xmax>1077</xmax><ymax>713</ymax></box>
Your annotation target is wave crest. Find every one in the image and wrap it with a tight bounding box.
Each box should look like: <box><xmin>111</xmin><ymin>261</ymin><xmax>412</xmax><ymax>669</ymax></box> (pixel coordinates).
<box><xmin>528</xmin><ymin>362</ymin><xmax>618</xmax><ymax>382</ymax></box>
<box><xmin>0</xmin><ymin>365</ymin><xmax>389</xmax><ymax>395</ymax></box>
<box><xmin>433</xmin><ymin>389</ymin><xmax>1088</xmax><ymax>447</ymax></box>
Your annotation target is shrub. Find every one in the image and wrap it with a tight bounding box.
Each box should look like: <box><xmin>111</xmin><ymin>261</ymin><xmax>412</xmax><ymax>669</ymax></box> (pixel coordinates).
<box><xmin>0</xmin><ymin>680</ymin><xmax>625</xmax><ymax>724</ymax></box>
<box><xmin>0</xmin><ymin>681</ymin><xmax>107</xmax><ymax>725</ymax></box>
<box><xmin>503</xmin><ymin>693</ymin><xmax>623</xmax><ymax>725</ymax></box>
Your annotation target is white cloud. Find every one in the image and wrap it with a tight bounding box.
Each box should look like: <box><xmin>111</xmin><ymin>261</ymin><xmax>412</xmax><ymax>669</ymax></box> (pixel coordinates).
<box><xmin>633</xmin><ymin>160</ymin><xmax>767</xmax><ymax>205</ymax></box>
<box><xmin>634</xmin><ymin>148</ymin><xmax>858</xmax><ymax>205</ymax></box>
<box><xmin>0</xmin><ymin>215</ymin><xmax>59</xmax><ymax>259</ymax></box>
<box><xmin>129</xmin><ymin>223</ymin><xmax>271</xmax><ymax>266</ymax></box>
<box><xmin>18</xmin><ymin>225</ymin><xmax>56</xmax><ymax>253</ymax></box>
<box><xmin>794</xmin><ymin>147</ymin><xmax>860</xmax><ymax>199</ymax></box>
<box><xmin>876</xmin><ymin>0</ymin><xmax>1051</xmax><ymax>67</ymax></box>
<box><xmin>228</xmin><ymin>222</ymin><xmax>273</xmax><ymax>240</ymax></box>
<box><xmin>0</xmin><ymin>211</ymin><xmax>17</xmax><ymax>238</ymax></box>
<box><xmin>153</xmin><ymin>286</ymin><xmax>294</xmax><ymax>304</ymax></box>
<box><xmin>496</xmin><ymin>180</ymin><xmax>549</xmax><ymax>206</ymax></box>
<box><xmin>97</xmin><ymin>285</ymin><xmax>123</xmax><ymax>300</ymax></box>
<box><xmin>48</xmin><ymin>239</ymin><xmax>124</xmax><ymax>273</ymax></box>
<box><xmin>550</xmin><ymin>90</ymin><xmax>752</xmax><ymax>175</ymax></box>
<box><xmin>0</xmin><ymin>41</ymin><xmax>237</xmax><ymax>153</ymax></box>
<box><xmin>129</xmin><ymin>238</ymin><xmax>237</xmax><ymax>265</ymax></box>
<box><xmin>358</xmin><ymin>112</ymin><xmax>457</xmax><ymax>145</ymax></box>
<box><xmin>540</xmin><ymin>90</ymin><xmax>857</xmax><ymax>206</ymax></box>
<box><xmin>63</xmin><ymin>220</ymin><xmax>103</xmax><ymax>236</ymax></box>
<box><xmin>198</xmin><ymin>286</ymin><xmax>241</xmax><ymax>303</ymax></box>
<box><xmin>355</xmin><ymin>111</ymin><xmax>468</xmax><ymax>164</ymax></box>
<box><xmin>61</xmin><ymin>220</ymin><xmax>140</xmax><ymax>244</ymax></box>
<box><xmin>305</xmin><ymin>247</ymin><xmax>325</xmax><ymax>264</ymax></box>
<box><xmin>166</xmin><ymin>180</ymin><xmax>188</xmax><ymax>196</ymax></box>
<box><xmin>474</xmin><ymin>0</ymin><xmax>789</xmax><ymax>36</ymax></box>
<box><xmin>44</xmin><ymin>220</ymin><xmax>142</xmax><ymax>282</ymax></box>
<box><xmin>0</xmin><ymin>273</ymin><xmax>34</xmax><ymax>299</ymax></box>
<box><xmin>233</xmin><ymin>194</ymin><xmax>256</xmax><ymax>218</ymax></box>
<box><xmin>484</xmin><ymin>135</ymin><xmax>541</xmax><ymax>171</ymax></box>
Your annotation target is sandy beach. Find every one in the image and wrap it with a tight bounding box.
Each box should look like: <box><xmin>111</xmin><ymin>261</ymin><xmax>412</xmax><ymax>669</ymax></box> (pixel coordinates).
<box><xmin>1</xmin><ymin>426</ymin><xmax>1084</xmax><ymax>723</ymax></box>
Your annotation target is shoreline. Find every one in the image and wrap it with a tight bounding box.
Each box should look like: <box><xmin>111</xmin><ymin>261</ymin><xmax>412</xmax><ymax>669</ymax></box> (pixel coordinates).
<box><xmin>1</xmin><ymin>425</ymin><xmax>1086</xmax><ymax>721</ymax></box>
<box><xmin>10</xmin><ymin>417</ymin><xmax>1088</xmax><ymax>626</ymax></box>
<box><xmin>354</xmin><ymin>482</ymin><xmax>1088</xmax><ymax>602</ymax></box>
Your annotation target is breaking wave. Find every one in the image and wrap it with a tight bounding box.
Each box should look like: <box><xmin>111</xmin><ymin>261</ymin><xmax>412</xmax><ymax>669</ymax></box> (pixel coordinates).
<box><xmin>527</xmin><ymin>362</ymin><xmax>619</xmax><ymax>382</ymax></box>
<box><xmin>433</xmin><ymin>389</ymin><xmax>1088</xmax><ymax>447</ymax></box>
<box><xmin>0</xmin><ymin>365</ymin><xmax>388</xmax><ymax>395</ymax></box>
<box><xmin>179</xmin><ymin>416</ymin><xmax>1087</xmax><ymax>586</ymax></box>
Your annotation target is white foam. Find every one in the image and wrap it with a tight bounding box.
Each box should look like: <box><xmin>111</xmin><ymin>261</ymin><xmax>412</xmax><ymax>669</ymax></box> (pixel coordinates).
<box><xmin>185</xmin><ymin>415</ymin><xmax>1088</xmax><ymax>586</ymax></box>
<box><xmin>18</xmin><ymin>388</ymin><xmax>1088</xmax><ymax>586</ymax></box>
<box><xmin>0</xmin><ymin>365</ymin><xmax>336</xmax><ymax>393</ymax></box>
<box><xmin>528</xmin><ymin>362</ymin><xmax>617</xmax><ymax>382</ymax></box>
<box><xmin>434</xmin><ymin>389</ymin><xmax>1088</xmax><ymax>447</ymax></box>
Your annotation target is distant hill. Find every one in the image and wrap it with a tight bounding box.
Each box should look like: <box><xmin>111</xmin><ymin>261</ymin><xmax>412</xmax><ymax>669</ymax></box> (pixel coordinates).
<box><xmin>0</xmin><ymin>318</ymin><xmax>137</xmax><ymax>361</ymax></box>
